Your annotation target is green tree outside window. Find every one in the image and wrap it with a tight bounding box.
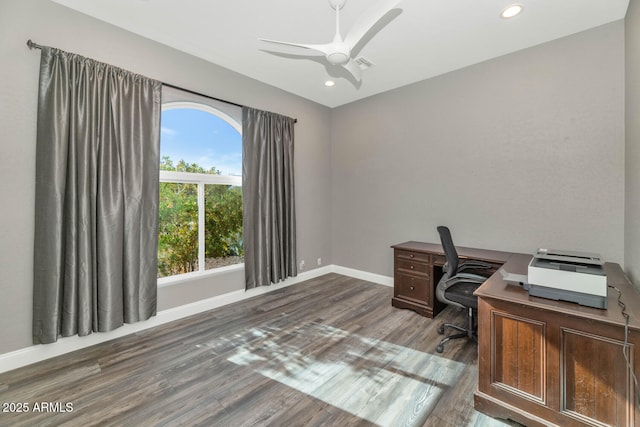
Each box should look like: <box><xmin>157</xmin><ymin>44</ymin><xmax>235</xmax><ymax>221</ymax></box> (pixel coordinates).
<box><xmin>158</xmin><ymin>156</ymin><xmax>243</xmax><ymax>277</ymax></box>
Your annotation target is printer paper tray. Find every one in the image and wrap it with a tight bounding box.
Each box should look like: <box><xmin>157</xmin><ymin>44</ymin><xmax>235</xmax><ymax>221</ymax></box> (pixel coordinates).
<box><xmin>527</xmin><ymin>284</ymin><xmax>607</xmax><ymax>309</ymax></box>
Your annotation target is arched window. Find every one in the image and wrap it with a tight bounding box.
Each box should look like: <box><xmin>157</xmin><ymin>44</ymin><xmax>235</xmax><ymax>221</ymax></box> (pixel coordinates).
<box><xmin>158</xmin><ymin>87</ymin><xmax>243</xmax><ymax>282</ymax></box>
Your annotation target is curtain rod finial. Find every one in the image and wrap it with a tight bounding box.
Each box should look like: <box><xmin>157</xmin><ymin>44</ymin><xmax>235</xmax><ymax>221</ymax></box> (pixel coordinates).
<box><xmin>27</xmin><ymin>39</ymin><xmax>42</xmax><ymax>50</ymax></box>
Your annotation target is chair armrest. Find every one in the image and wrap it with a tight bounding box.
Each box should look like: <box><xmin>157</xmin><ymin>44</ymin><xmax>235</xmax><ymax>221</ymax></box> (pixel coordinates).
<box><xmin>458</xmin><ymin>260</ymin><xmax>493</xmax><ymax>273</ymax></box>
<box><xmin>447</xmin><ymin>272</ymin><xmax>486</xmax><ymax>284</ymax></box>
<box><xmin>439</xmin><ymin>273</ymin><xmax>485</xmax><ymax>293</ymax></box>
<box><xmin>437</xmin><ymin>272</ymin><xmax>486</xmax><ymax>308</ymax></box>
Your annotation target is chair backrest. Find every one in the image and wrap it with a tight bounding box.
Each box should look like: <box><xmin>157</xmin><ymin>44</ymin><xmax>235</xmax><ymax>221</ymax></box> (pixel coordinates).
<box><xmin>437</xmin><ymin>226</ymin><xmax>459</xmax><ymax>276</ymax></box>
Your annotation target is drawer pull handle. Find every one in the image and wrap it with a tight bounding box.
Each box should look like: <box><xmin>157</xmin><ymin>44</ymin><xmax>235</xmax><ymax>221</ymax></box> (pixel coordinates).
<box><xmin>410</xmin><ymin>265</ymin><xmax>414</xmax><ymax>270</ymax></box>
<box><xmin>410</xmin><ymin>254</ymin><xmax>414</xmax><ymax>258</ymax></box>
<box><xmin>410</xmin><ymin>286</ymin><xmax>415</xmax><ymax>291</ymax></box>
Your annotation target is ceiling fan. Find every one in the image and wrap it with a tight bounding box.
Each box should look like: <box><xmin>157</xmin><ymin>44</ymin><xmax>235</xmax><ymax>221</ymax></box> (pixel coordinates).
<box><xmin>259</xmin><ymin>0</ymin><xmax>401</xmax><ymax>82</ymax></box>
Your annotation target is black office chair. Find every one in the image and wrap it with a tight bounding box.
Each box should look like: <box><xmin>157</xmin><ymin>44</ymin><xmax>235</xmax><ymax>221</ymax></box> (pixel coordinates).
<box><xmin>435</xmin><ymin>226</ymin><xmax>492</xmax><ymax>353</ymax></box>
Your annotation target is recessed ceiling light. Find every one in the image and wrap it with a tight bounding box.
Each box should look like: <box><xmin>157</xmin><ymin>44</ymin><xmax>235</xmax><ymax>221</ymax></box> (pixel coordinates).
<box><xmin>324</xmin><ymin>80</ymin><xmax>335</xmax><ymax>87</ymax></box>
<box><xmin>500</xmin><ymin>4</ymin><xmax>523</xmax><ymax>19</ymax></box>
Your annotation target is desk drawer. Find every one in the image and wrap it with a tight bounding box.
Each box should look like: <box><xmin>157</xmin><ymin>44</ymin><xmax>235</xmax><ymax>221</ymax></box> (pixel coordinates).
<box><xmin>395</xmin><ymin>249</ymin><xmax>430</xmax><ymax>263</ymax></box>
<box><xmin>395</xmin><ymin>273</ymin><xmax>429</xmax><ymax>305</ymax></box>
<box><xmin>396</xmin><ymin>259</ymin><xmax>429</xmax><ymax>275</ymax></box>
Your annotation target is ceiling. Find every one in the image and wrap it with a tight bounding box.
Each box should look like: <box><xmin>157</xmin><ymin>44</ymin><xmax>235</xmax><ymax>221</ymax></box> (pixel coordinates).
<box><xmin>50</xmin><ymin>0</ymin><xmax>629</xmax><ymax>108</ymax></box>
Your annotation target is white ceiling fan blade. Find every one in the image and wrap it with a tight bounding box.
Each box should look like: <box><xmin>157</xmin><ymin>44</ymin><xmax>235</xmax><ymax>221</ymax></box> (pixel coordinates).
<box><xmin>342</xmin><ymin>58</ymin><xmax>362</xmax><ymax>82</ymax></box>
<box><xmin>259</xmin><ymin>38</ymin><xmax>330</xmax><ymax>57</ymax></box>
<box><xmin>344</xmin><ymin>0</ymin><xmax>401</xmax><ymax>49</ymax></box>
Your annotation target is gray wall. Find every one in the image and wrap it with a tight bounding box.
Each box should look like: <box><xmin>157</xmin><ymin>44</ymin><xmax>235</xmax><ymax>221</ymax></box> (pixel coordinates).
<box><xmin>0</xmin><ymin>0</ymin><xmax>332</xmax><ymax>355</ymax></box>
<box><xmin>626</xmin><ymin>1</ymin><xmax>640</xmax><ymax>289</ymax></box>
<box><xmin>0</xmin><ymin>0</ymin><xmax>633</xmax><ymax>359</ymax></box>
<box><xmin>331</xmin><ymin>21</ymin><xmax>625</xmax><ymax>277</ymax></box>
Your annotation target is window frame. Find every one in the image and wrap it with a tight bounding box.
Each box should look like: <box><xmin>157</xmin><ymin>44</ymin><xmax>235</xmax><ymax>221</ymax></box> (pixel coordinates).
<box><xmin>158</xmin><ymin>99</ymin><xmax>243</xmax><ymax>287</ymax></box>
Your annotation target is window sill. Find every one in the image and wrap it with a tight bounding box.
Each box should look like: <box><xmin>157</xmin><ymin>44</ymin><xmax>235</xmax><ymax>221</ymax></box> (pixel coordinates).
<box><xmin>157</xmin><ymin>263</ymin><xmax>245</xmax><ymax>288</ymax></box>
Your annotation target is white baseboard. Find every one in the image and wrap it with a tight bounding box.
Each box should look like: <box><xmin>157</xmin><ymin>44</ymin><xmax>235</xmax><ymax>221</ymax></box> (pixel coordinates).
<box><xmin>0</xmin><ymin>264</ymin><xmax>390</xmax><ymax>374</ymax></box>
<box><xmin>331</xmin><ymin>265</ymin><xmax>394</xmax><ymax>287</ymax></box>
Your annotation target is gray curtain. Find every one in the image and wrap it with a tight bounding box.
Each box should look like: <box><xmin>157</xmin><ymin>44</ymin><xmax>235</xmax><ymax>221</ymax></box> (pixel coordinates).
<box><xmin>33</xmin><ymin>47</ymin><xmax>161</xmax><ymax>344</ymax></box>
<box><xmin>242</xmin><ymin>107</ymin><xmax>297</xmax><ymax>289</ymax></box>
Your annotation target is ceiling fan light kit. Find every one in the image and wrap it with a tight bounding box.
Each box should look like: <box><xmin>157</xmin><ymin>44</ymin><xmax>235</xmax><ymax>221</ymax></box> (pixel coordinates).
<box><xmin>259</xmin><ymin>0</ymin><xmax>401</xmax><ymax>83</ymax></box>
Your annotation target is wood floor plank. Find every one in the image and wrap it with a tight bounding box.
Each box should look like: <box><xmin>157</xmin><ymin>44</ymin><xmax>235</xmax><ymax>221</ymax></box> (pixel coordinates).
<box><xmin>0</xmin><ymin>273</ymin><xmax>518</xmax><ymax>427</ymax></box>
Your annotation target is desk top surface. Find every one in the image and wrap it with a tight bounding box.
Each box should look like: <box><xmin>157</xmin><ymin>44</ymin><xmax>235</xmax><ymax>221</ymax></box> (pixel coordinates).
<box><xmin>392</xmin><ymin>241</ymin><xmax>514</xmax><ymax>264</ymax></box>
<box><xmin>392</xmin><ymin>240</ymin><xmax>640</xmax><ymax>330</ymax></box>
<box><xmin>477</xmin><ymin>251</ymin><xmax>640</xmax><ymax>330</ymax></box>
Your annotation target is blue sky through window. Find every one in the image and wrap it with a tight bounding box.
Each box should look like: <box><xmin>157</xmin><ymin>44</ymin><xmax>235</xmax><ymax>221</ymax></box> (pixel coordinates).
<box><xmin>160</xmin><ymin>108</ymin><xmax>242</xmax><ymax>176</ymax></box>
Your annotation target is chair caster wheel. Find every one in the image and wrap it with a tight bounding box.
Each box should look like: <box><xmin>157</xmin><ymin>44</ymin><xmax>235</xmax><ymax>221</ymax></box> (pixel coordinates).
<box><xmin>436</xmin><ymin>344</ymin><xmax>444</xmax><ymax>353</ymax></box>
<box><xmin>437</xmin><ymin>325</ymin><xmax>444</xmax><ymax>335</ymax></box>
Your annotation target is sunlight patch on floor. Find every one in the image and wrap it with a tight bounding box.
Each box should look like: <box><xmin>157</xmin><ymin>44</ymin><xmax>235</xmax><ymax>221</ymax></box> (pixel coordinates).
<box><xmin>203</xmin><ymin>316</ymin><xmax>465</xmax><ymax>426</ymax></box>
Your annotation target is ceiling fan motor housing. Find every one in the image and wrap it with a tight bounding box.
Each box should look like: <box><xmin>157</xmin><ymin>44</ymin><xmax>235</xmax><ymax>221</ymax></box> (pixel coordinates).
<box><xmin>327</xmin><ymin>52</ymin><xmax>349</xmax><ymax>65</ymax></box>
<box><xmin>326</xmin><ymin>41</ymin><xmax>350</xmax><ymax>65</ymax></box>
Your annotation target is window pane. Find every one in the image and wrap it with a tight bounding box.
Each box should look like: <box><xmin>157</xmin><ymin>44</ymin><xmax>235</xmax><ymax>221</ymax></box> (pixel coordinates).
<box><xmin>161</xmin><ymin>108</ymin><xmax>242</xmax><ymax>176</ymax></box>
<box><xmin>158</xmin><ymin>99</ymin><xmax>242</xmax><ymax>280</ymax></box>
<box><xmin>158</xmin><ymin>182</ymin><xmax>199</xmax><ymax>278</ymax></box>
<box><xmin>204</xmin><ymin>184</ymin><xmax>243</xmax><ymax>270</ymax></box>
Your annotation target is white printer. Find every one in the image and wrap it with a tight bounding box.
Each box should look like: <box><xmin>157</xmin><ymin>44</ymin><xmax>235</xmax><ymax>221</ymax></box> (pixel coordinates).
<box><xmin>527</xmin><ymin>248</ymin><xmax>607</xmax><ymax>309</ymax></box>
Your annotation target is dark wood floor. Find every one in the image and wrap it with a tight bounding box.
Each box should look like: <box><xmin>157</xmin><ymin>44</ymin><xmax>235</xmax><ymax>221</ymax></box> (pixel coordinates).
<box><xmin>0</xmin><ymin>273</ymin><xmax>516</xmax><ymax>427</ymax></box>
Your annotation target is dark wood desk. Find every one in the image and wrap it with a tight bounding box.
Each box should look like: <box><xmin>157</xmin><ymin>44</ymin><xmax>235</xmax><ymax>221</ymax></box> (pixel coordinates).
<box><xmin>391</xmin><ymin>241</ymin><xmax>640</xmax><ymax>426</ymax></box>
<box><xmin>390</xmin><ymin>241</ymin><xmax>508</xmax><ymax>318</ymax></box>
<box><xmin>475</xmin><ymin>252</ymin><xmax>640</xmax><ymax>427</ymax></box>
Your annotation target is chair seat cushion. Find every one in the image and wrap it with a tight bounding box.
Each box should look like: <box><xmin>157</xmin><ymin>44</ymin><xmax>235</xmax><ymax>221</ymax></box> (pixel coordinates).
<box><xmin>444</xmin><ymin>281</ymin><xmax>479</xmax><ymax>309</ymax></box>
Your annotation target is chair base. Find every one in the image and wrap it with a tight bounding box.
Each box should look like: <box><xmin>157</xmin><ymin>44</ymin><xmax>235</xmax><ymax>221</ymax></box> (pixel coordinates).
<box><xmin>436</xmin><ymin>307</ymin><xmax>477</xmax><ymax>353</ymax></box>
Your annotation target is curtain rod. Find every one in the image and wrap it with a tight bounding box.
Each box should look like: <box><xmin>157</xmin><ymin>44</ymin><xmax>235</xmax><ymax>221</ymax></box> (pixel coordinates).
<box><xmin>26</xmin><ymin>39</ymin><xmax>297</xmax><ymax>124</ymax></box>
